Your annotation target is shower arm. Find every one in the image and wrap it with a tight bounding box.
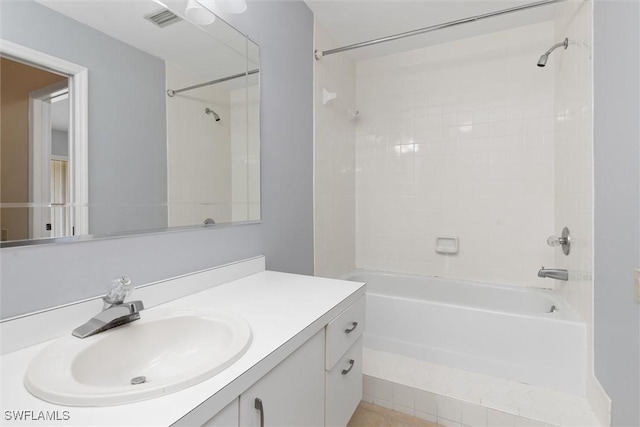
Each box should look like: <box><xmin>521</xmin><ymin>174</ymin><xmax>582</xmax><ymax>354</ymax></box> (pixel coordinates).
<box><xmin>543</xmin><ymin>38</ymin><xmax>569</xmax><ymax>56</ymax></box>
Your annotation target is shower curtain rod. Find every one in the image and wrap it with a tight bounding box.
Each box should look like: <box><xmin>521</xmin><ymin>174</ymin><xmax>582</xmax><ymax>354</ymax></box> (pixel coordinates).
<box><xmin>314</xmin><ymin>0</ymin><xmax>566</xmax><ymax>60</ymax></box>
<box><xmin>167</xmin><ymin>69</ymin><xmax>259</xmax><ymax>97</ymax></box>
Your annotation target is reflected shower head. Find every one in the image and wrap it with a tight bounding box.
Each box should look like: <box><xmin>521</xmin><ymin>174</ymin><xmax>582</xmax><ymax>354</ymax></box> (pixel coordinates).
<box><xmin>537</xmin><ymin>38</ymin><xmax>568</xmax><ymax>67</ymax></box>
<box><xmin>205</xmin><ymin>107</ymin><xmax>220</xmax><ymax>121</ymax></box>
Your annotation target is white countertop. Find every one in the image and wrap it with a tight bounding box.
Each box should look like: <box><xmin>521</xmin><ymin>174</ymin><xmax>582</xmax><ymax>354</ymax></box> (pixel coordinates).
<box><xmin>0</xmin><ymin>265</ymin><xmax>365</xmax><ymax>426</ymax></box>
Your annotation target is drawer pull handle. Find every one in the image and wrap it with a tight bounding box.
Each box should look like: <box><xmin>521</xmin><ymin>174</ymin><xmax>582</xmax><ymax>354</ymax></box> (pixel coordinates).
<box><xmin>342</xmin><ymin>359</ymin><xmax>355</xmax><ymax>375</ymax></box>
<box><xmin>344</xmin><ymin>322</ymin><xmax>358</xmax><ymax>334</ymax></box>
<box><xmin>254</xmin><ymin>398</ymin><xmax>264</xmax><ymax>427</ymax></box>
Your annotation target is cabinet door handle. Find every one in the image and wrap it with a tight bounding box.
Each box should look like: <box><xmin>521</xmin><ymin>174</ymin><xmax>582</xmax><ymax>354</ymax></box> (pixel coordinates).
<box><xmin>342</xmin><ymin>359</ymin><xmax>355</xmax><ymax>375</ymax></box>
<box><xmin>254</xmin><ymin>397</ymin><xmax>264</xmax><ymax>427</ymax></box>
<box><xmin>344</xmin><ymin>322</ymin><xmax>358</xmax><ymax>334</ymax></box>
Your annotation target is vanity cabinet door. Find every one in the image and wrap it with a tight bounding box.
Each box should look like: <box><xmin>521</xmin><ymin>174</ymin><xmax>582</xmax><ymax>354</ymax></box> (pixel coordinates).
<box><xmin>202</xmin><ymin>398</ymin><xmax>239</xmax><ymax>427</ymax></box>
<box><xmin>239</xmin><ymin>330</ymin><xmax>325</xmax><ymax>426</ymax></box>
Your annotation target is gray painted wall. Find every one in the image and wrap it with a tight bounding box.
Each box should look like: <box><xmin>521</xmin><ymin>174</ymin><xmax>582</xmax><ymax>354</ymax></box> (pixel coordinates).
<box><xmin>1</xmin><ymin>0</ymin><xmax>168</xmax><ymax>234</ymax></box>
<box><xmin>593</xmin><ymin>1</ymin><xmax>640</xmax><ymax>426</ymax></box>
<box><xmin>0</xmin><ymin>0</ymin><xmax>314</xmax><ymax>318</ymax></box>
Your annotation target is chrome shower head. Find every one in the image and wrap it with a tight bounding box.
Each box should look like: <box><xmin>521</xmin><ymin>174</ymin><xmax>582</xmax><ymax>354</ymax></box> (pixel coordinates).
<box><xmin>205</xmin><ymin>107</ymin><xmax>220</xmax><ymax>121</ymax></box>
<box><xmin>537</xmin><ymin>37</ymin><xmax>568</xmax><ymax>67</ymax></box>
<box><xmin>537</xmin><ymin>54</ymin><xmax>549</xmax><ymax>67</ymax></box>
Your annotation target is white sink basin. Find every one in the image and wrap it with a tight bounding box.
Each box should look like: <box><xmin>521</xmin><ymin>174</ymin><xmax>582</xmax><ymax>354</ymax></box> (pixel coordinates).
<box><xmin>24</xmin><ymin>308</ymin><xmax>252</xmax><ymax>406</ymax></box>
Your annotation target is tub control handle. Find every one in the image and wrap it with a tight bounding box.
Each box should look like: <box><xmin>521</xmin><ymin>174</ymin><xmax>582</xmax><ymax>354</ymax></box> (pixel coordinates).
<box><xmin>254</xmin><ymin>398</ymin><xmax>264</xmax><ymax>427</ymax></box>
<box><xmin>546</xmin><ymin>227</ymin><xmax>571</xmax><ymax>255</ymax></box>
<box><xmin>344</xmin><ymin>322</ymin><xmax>358</xmax><ymax>334</ymax></box>
<box><xmin>342</xmin><ymin>359</ymin><xmax>355</xmax><ymax>375</ymax></box>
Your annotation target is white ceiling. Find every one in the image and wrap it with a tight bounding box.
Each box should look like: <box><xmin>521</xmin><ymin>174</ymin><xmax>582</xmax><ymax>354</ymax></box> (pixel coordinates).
<box><xmin>35</xmin><ymin>0</ymin><xmax>257</xmax><ymax>83</ymax></box>
<box><xmin>306</xmin><ymin>0</ymin><xmax>561</xmax><ymax>61</ymax></box>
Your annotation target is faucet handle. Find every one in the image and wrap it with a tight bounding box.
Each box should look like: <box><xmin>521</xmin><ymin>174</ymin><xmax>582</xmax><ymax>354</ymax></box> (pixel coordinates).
<box><xmin>546</xmin><ymin>236</ymin><xmax>565</xmax><ymax>247</ymax></box>
<box><xmin>104</xmin><ymin>276</ymin><xmax>133</xmax><ymax>305</ymax></box>
<box><xmin>546</xmin><ymin>227</ymin><xmax>571</xmax><ymax>256</ymax></box>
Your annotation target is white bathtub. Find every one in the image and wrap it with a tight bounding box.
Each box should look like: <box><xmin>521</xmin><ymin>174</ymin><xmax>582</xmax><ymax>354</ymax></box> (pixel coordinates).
<box><xmin>348</xmin><ymin>271</ymin><xmax>586</xmax><ymax>395</ymax></box>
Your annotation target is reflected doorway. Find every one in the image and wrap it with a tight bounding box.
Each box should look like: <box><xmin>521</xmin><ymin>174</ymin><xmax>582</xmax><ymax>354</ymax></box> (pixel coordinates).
<box><xmin>29</xmin><ymin>78</ymin><xmax>71</xmax><ymax>239</ymax></box>
<box><xmin>0</xmin><ymin>40</ymin><xmax>88</xmax><ymax>244</ymax></box>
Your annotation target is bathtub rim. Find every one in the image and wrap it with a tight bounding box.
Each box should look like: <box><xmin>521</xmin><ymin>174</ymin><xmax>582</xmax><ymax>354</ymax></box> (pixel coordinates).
<box><xmin>343</xmin><ymin>268</ymin><xmax>584</xmax><ymax>323</ymax></box>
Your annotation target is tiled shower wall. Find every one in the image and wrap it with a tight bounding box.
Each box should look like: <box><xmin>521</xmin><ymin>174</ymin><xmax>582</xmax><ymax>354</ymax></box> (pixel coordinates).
<box><xmin>554</xmin><ymin>0</ymin><xmax>593</xmax><ymax>340</ymax></box>
<box><xmin>167</xmin><ymin>62</ymin><xmax>232</xmax><ymax>226</ymax></box>
<box><xmin>553</xmin><ymin>2</ymin><xmax>607</xmax><ymax>424</ymax></box>
<box><xmin>355</xmin><ymin>22</ymin><xmax>558</xmax><ymax>288</ymax></box>
<box><xmin>168</xmin><ymin>64</ymin><xmax>260</xmax><ymax>227</ymax></box>
<box><xmin>230</xmin><ymin>85</ymin><xmax>261</xmax><ymax>222</ymax></box>
<box><xmin>314</xmin><ymin>20</ymin><xmax>357</xmax><ymax>278</ymax></box>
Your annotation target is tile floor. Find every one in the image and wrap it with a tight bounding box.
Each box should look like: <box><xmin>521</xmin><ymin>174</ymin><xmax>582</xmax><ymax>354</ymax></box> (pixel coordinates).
<box><xmin>363</xmin><ymin>348</ymin><xmax>601</xmax><ymax>427</ymax></box>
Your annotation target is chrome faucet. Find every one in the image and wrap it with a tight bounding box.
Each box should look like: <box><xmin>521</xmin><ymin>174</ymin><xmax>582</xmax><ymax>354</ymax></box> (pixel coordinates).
<box><xmin>72</xmin><ymin>277</ymin><xmax>144</xmax><ymax>339</ymax></box>
<box><xmin>537</xmin><ymin>267</ymin><xmax>569</xmax><ymax>281</ymax></box>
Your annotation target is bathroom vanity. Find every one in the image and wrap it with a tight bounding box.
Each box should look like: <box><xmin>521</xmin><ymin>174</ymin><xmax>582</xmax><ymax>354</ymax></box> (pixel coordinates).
<box><xmin>0</xmin><ymin>257</ymin><xmax>365</xmax><ymax>426</ymax></box>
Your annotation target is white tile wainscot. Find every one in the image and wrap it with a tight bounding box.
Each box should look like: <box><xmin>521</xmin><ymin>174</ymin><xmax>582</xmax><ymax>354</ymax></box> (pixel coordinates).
<box><xmin>362</xmin><ymin>349</ymin><xmax>601</xmax><ymax>427</ymax></box>
<box><xmin>0</xmin><ymin>256</ymin><xmax>365</xmax><ymax>426</ymax></box>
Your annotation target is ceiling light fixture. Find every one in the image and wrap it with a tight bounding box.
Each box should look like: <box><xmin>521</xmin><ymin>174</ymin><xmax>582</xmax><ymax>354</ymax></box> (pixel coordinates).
<box><xmin>185</xmin><ymin>0</ymin><xmax>216</xmax><ymax>25</ymax></box>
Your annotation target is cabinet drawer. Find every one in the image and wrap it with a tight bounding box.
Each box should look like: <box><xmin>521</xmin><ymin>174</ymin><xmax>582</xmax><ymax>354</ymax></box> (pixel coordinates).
<box><xmin>325</xmin><ymin>337</ymin><xmax>363</xmax><ymax>427</ymax></box>
<box><xmin>325</xmin><ymin>295</ymin><xmax>365</xmax><ymax>370</ymax></box>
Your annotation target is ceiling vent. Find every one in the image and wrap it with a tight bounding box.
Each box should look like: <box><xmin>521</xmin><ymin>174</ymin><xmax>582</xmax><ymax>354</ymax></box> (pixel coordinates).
<box><xmin>144</xmin><ymin>8</ymin><xmax>182</xmax><ymax>28</ymax></box>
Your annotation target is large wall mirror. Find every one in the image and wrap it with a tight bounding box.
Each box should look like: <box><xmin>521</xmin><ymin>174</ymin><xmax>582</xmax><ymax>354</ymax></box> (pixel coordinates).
<box><xmin>0</xmin><ymin>0</ymin><xmax>260</xmax><ymax>247</ymax></box>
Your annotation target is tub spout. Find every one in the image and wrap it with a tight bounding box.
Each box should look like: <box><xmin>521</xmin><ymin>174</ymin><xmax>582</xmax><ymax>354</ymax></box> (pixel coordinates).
<box><xmin>537</xmin><ymin>267</ymin><xmax>568</xmax><ymax>281</ymax></box>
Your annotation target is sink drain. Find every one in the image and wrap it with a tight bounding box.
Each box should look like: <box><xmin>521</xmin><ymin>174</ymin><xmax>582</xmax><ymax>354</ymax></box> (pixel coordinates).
<box><xmin>130</xmin><ymin>376</ymin><xmax>147</xmax><ymax>385</ymax></box>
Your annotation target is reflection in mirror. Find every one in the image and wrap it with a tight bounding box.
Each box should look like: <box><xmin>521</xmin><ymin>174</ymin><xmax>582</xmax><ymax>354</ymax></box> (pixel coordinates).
<box><xmin>0</xmin><ymin>0</ymin><xmax>260</xmax><ymax>246</ymax></box>
<box><xmin>0</xmin><ymin>58</ymin><xmax>73</xmax><ymax>241</ymax></box>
